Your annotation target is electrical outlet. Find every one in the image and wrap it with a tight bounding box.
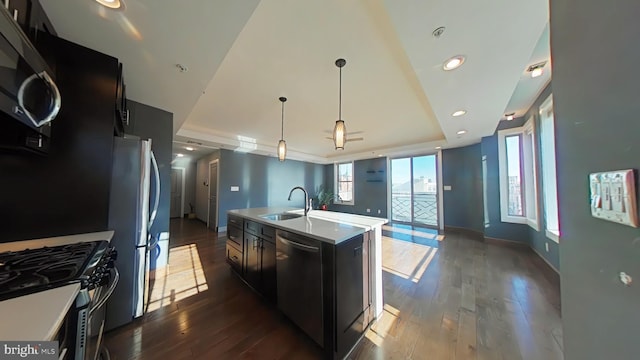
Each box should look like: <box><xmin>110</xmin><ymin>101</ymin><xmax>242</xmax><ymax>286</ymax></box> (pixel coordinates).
<box><xmin>377</xmin><ymin>209</ymin><xmax>381</xmax><ymax>214</ymax></box>
<box><xmin>545</xmin><ymin>242</ymin><xmax>549</xmax><ymax>252</ymax></box>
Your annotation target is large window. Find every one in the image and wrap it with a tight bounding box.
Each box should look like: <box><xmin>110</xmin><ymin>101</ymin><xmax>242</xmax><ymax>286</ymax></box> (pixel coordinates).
<box><xmin>498</xmin><ymin>118</ymin><xmax>539</xmax><ymax>229</ymax></box>
<box><xmin>335</xmin><ymin>161</ymin><xmax>354</xmax><ymax>205</ymax></box>
<box><xmin>539</xmin><ymin>95</ymin><xmax>560</xmax><ymax>242</ymax></box>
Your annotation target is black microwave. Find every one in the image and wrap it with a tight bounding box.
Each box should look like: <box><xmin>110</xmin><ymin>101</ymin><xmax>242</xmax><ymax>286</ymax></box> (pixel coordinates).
<box><xmin>0</xmin><ymin>6</ymin><xmax>60</xmax><ymax>154</ymax></box>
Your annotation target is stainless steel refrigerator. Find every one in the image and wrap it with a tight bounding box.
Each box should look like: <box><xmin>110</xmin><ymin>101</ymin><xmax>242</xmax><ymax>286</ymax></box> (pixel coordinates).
<box><xmin>105</xmin><ymin>136</ymin><xmax>160</xmax><ymax>331</ymax></box>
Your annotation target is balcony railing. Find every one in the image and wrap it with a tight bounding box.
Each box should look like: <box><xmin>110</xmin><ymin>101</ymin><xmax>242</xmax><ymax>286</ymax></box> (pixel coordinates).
<box><xmin>391</xmin><ymin>192</ymin><xmax>437</xmax><ymax>226</ymax></box>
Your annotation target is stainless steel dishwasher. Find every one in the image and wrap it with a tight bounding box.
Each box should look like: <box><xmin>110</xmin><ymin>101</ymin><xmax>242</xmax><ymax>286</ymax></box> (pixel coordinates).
<box><xmin>276</xmin><ymin>229</ymin><xmax>324</xmax><ymax>346</ymax></box>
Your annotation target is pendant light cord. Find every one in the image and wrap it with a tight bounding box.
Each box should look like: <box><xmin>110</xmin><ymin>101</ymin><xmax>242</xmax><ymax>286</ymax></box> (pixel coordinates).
<box><xmin>339</xmin><ymin>66</ymin><xmax>342</xmax><ymax>120</ymax></box>
<box><xmin>281</xmin><ymin>100</ymin><xmax>285</xmax><ymax>139</ymax></box>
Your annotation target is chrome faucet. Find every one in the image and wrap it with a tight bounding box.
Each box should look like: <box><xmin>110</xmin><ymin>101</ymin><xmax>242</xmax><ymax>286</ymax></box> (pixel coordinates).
<box><xmin>288</xmin><ymin>186</ymin><xmax>310</xmax><ymax>216</ymax></box>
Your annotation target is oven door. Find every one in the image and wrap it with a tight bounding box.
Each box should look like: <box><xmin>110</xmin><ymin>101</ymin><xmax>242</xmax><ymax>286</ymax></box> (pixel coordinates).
<box><xmin>85</xmin><ymin>268</ymin><xmax>119</xmax><ymax>360</ymax></box>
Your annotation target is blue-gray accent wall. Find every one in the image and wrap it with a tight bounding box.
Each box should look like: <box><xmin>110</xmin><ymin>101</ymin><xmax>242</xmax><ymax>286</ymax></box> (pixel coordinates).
<box><xmin>324</xmin><ymin>157</ymin><xmax>388</xmax><ymax>218</ymax></box>
<box><xmin>442</xmin><ymin>144</ymin><xmax>483</xmax><ymax>233</ymax></box>
<box><xmin>551</xmin><ymin>0</ymin><xmax>640</xmax><ymax>358</ymax></box>
<box><xmin>217</xmin><ymin>149</ymin><xmax>325</xmax><ymax>226</ymax></box>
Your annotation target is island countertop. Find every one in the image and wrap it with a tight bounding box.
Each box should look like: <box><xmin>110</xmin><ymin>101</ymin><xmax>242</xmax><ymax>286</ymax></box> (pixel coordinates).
<box><xmin>227</xmin><ymin>207</ymin><xmax>387</xmax><ymax>244</ymax></box>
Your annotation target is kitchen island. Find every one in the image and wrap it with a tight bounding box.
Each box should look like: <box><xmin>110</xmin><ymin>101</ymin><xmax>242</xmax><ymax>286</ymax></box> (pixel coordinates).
<box><xmin>226</xmin><ymin>207</ymin><xmax>387</xmax><ymax>360</ymax></box>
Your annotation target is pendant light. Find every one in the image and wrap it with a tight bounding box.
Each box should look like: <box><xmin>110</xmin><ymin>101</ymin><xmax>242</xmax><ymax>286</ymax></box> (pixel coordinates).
<box><xmin>333</xmin><ymin>58</ymin><xmax>347</xmax><ymax>150</ymax></box>
<box><xmin>277</xmin><ymin>97</ymin><xmax>287</xmax><ymax>161</ymax></box>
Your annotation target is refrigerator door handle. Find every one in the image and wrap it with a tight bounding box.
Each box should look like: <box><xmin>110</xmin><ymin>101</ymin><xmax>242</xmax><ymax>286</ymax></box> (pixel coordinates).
<box><xmin>149</xmin><ymin>150</ymin><xmax>161</xmax><ymax>231</ymax></box>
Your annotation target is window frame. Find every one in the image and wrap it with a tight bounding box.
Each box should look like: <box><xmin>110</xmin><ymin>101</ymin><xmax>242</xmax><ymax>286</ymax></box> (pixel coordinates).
<box><xmin>497</xmin><ymin>117</ymin><xmax>539</xmax><ymax>230</ymax></box>
<box><xmin>539</xmin><ymin>95</ymin><xmax>560</xmax><ymax>243</ymax></box>
<box><xmin>334</xmin><ymin>161</ymin><xmax>355</xmax><ymax>205</ymax></box>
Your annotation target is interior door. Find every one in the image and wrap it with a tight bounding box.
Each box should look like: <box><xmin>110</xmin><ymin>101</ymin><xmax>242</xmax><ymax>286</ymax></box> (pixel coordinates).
<box><xmin>170</xmin><ymin>168</ymin><xmax>182</xmax><ymax>218</ymax></box>
<box><xmin>208</xmin><ymin>162</ymin><xmax>218</xmax><ymax>230</ymax></box>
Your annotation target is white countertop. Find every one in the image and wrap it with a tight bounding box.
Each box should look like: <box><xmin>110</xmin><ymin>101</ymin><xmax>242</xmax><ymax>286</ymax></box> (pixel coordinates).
<box><xmin>0</xmin><ymin>284</ymin><xmax>81</xmax><ymax>341</ymax></box>
<box><xmin>0</xmin><ymin>230</ymin><xmax>114</xmax><ymax>341</ymax></box>
<box><xmin>228</xmin><ymin>208</ymin><xmax>387</xmax><ymax>244</ymax></box>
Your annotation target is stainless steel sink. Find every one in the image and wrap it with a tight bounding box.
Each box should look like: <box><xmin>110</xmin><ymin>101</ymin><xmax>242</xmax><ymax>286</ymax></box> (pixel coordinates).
<box><xmin>260</xmin><ymin>213</ymin><xmax>303</xmax><ymax>221</ymax></box>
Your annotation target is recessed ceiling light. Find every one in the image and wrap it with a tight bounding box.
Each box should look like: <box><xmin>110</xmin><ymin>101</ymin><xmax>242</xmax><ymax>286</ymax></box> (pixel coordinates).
<box><xmin>456</xmin><ymin>130</ymin><xmax>467</xmax><ymax>135</ymax></box>
<box><xmin>378</xmin><ymin>154</ymin><xmax>383</xmax><ymax>157</ymax></box>
<box><xmin>527</xmin><ymin>61</ymin><xmax>547</xmax><ymax>78</ymax></box>
<box><xmin>435</xmin><ymin>146</ymin><xmax>442</xmax><ymax>150</ymax></box>
<box><xmin>176</xmin><ymin>153</ymin><xmax>184</xmax><ymax>157</ymax></box>
<box><xmin>95</xmin><ymin>0</ymin><xmax>124</xmax><ymax>10</ymax></box>
<box><xmin>452</xmin><ymin>110</ymin><xmax>467</xmax><ymax>117</ymax></box>
<box><xmin>531</xmin><ymin>68</ymin><xmax>543</xmax><ymax>78</ymax></box>
<box><xmin>505</xmin><ymin>112</ymin><xmax>515</xmax><ymax>121</ymax></box>
<box><xmin>185</xmin><ymin>147</ymin><xmax>195</xmax><ymax>151</ymax></box>
<box><xmin>443</xmin><ymin>56</ymin><xmax>465</xmax><ymax>71</ymax></box>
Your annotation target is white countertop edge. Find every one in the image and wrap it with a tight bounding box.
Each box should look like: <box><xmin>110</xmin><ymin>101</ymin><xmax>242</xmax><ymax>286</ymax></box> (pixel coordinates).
<box><xmin>228</xmin><ymin>208</ymin><xmax>388</xmax><ymax>244</ymax></box>
<box><xmin>0</xmin><ymin>230</ymin><xmax>115</xmax><ymax>253</ymax></box>
<box><xmin>0</xmin><ymin>283</ymin><xmax>80</xmax><ymax>341</ymax></box>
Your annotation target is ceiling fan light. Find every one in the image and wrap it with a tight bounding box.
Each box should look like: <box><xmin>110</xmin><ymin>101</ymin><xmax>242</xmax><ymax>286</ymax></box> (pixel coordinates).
<box><xmin>277</xmin><ymin>139</ymin><xmax>287</xmax><ymax>161</ymax></box>
<box><xmin>333</xmin><ymin>120</ymin><xmax>346</xmax><ymax>150</ymax></box>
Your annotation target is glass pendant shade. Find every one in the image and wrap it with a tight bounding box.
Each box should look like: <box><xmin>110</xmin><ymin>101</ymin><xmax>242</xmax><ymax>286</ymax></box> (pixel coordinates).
<box><xmin>333</xmin><ymin>119</ymin><xmax>346</xmax><ymax>150</ymax></box>
<box><xmin>278</xmin><ymin>139</ymin><xmax>287</xmax><ymax>161</ymax></box>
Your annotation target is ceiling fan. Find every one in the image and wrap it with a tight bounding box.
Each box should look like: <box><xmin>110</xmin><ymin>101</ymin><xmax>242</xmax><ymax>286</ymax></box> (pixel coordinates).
<box><xmin>323</xmin><ymin>130</ymin><xmax>364</xmax><ymax>143</ymax></box>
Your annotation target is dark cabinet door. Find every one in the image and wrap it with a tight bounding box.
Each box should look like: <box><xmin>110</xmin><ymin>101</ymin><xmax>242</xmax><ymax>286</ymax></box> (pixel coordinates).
<box><xmin>335</xmin><ymin>234</ymin><xmax>365</xmax><ymax>356</ymax></box>
<box><xmin>261</xmin><ymin>239</ymin><xmax>277</xmax><ymax>303</ymax></box>
<box><xmin>244</xmin><ymin>233</ymin><xmax>260</xmax><ymax>288</ymax></box>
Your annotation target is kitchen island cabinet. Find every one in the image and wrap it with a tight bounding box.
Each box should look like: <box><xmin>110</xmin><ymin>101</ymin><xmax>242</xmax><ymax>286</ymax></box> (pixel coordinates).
<box><xmin>226</xmin><ymin>207</ymin><xmax>387</xmax><ymax>360</ymax></box>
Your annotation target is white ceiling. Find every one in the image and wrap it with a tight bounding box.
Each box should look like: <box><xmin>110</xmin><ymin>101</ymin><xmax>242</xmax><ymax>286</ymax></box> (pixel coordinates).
<box><xmin>41</xmin><ymin>0</ymin><xmax>550</xmax><ymax>164</ymax></box>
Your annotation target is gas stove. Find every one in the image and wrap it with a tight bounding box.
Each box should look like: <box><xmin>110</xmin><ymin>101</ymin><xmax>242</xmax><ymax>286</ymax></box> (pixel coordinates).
<box><xmin>0</xmin><ymin>241</ymin><xmax>113</xmax><ymax>301</ymax></box>
<box><xmin>0</xmin><ymin>240</ymin><xmax>118</xmax><ymax>360</ymax></box>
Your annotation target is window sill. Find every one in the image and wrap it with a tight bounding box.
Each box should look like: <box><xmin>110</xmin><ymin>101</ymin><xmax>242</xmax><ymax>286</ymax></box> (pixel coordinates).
<box><xmin>500</xmin><ymin>214</ymin><xmax>527</xmax><ymax>225</ymax></box>
<box><xmin>546</xmin><ymin>230</ymin><xmax>560</xmax><ymax>243</ymax></box>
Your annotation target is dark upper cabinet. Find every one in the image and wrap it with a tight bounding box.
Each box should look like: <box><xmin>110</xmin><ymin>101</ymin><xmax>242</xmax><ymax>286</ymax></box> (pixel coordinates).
<box><xmin>0</xmin><ymin>34</ymin><xmax>117</xmax><ymax>241</ymax></box>
<box><xmin>2</xmin><ymin>0</ymin><xmax>56</xmax><ymax>44</ymax></box>
<box><xmin>113</xmin><ymin>63</ymin><xmax>129</xmax><ymax>136</ymax></box>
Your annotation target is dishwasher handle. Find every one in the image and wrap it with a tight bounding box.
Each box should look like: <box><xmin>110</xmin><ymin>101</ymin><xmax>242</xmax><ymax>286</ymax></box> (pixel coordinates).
<box><xmin>278</xmin><ymin>236</ymin><xmax>319</xmax><ymax>252</ymax></box>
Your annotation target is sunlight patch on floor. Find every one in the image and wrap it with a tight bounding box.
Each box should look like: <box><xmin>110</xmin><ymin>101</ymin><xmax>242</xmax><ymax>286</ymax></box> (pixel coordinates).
<box><xmin>382</xmin><ymin>225</ymin><xmax>445</xmax><ymax>241</ymax></box>
<box><xmin>381</xmin><ymin>236</ymin><xmax>438</xmax><ymax>283</ymax></box>
<box><xmin>147</xmin><ymin>243</ymin><xmax>208</xmax><ymax>312</ymax></box>
<box><xmin>365</xmin><ymin>303</ymin><xmax>401</xmax><ymax>346</ymax></box>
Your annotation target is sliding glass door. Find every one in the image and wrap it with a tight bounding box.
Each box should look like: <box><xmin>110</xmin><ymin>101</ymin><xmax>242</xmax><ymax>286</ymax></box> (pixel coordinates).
<box><xmin>391</xmin><ymin>155</ymin><xmax>439</xmax><ymax>227</ymax></box>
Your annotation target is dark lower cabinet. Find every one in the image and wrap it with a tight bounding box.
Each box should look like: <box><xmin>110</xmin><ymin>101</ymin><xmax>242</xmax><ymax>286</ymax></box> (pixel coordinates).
<box><xmin>226</xmin><ymin>213</ymin><xmax>372</xmax><ymax>359</ymax></box>
<box><xmin>261</xmin><ymin>238</ymin><xmax>277</xmax><ymax>302</ymax></box>
<box><xmin>242</xmin><ymin>220</ymin><xmax>277</xmax><ymax>303</ymax></box>
<box><xmin>335</xmin><ymin>235</ymin><xmax>365</xmax><ymax>357</ymax></box>
<box><xmin>244</xmin><ymin>232</ymin><xmax>260</xmax><ymax>288</ymax></box>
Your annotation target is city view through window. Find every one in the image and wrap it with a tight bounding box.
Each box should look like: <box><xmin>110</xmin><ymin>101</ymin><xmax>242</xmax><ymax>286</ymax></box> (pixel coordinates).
<box><xmin>391</xmin><ymin>155</ymin><xmax>438</xmax><ymax>226</ymax></box>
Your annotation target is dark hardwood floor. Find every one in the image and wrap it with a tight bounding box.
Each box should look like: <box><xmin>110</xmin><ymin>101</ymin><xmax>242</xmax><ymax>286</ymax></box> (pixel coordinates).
<box><xmin>104</xmin><ymin>219</ymin><xmax>563</xmax><ymax>360</ymax></box>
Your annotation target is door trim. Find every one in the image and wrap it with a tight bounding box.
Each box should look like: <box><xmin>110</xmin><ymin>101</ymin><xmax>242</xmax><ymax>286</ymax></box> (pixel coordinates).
<box><xmin>207</xmin><ymin>159</ymin><xmax>219</xmax><ymax>230</ymax></box>
<box><xmin>171</xmin><ymin>167</ymin><xmax>186</xmax><ymax>217</ymax></box>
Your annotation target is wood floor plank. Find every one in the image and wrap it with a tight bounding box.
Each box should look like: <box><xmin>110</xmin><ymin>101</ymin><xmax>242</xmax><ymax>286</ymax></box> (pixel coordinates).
<box><xmin>103</xmin><ymin>219</ymin><xmax>563</xmax><ymax>360</ymax></box>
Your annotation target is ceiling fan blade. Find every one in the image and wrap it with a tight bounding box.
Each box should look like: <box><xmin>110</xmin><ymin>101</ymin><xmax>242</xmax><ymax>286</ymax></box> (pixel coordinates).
<box><xmin>348</xmin><ymin>137</ymin><xmax>364</xmax><ymax>142</ymax></box>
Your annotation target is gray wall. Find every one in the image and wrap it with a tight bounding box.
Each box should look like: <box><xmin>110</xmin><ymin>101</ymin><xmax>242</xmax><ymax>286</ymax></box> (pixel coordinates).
<box><xmin>325</xmin><ymin>157</ymin><xmax>388</xmax><ymax>218</ymax></box>
<box><xmin>481</xmin><ymin>120</ymin><xmax>530</xmax><ymax>243</ymax></box>
<box><xmin>442</xmin><ymin>144</ymin><xmax>483</xmax><ymax>232</ymax></box>
<box><xmin>196</xmin><ymin>149</ymin><xmax>325</xmax><ymax>227</ymax></box>
<box><xmin>171</xmin><ymin>157</ymin><xmax>197</xmax><ymax>216</ymax></box>
<box><xmin>551</xmin><ymin>1</ymin><xmax>640</xmax><ymax>358</ymax></box>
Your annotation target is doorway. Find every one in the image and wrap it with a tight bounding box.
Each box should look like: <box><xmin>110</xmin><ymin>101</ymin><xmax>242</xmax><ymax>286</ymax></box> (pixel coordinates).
<box><xmin>390</xmin><ymin>155</ymin><xmax>439</xmax><ymax>227</ymax></box>
<box><xmin>207</xmin><ymin>160</ymin><xmax>219</xmax><ymax>231</ymax></box>
<box><xmin>170</xmin><ymin>167</ymin><xmax>185</xmax><ymax>218</ymax></box>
